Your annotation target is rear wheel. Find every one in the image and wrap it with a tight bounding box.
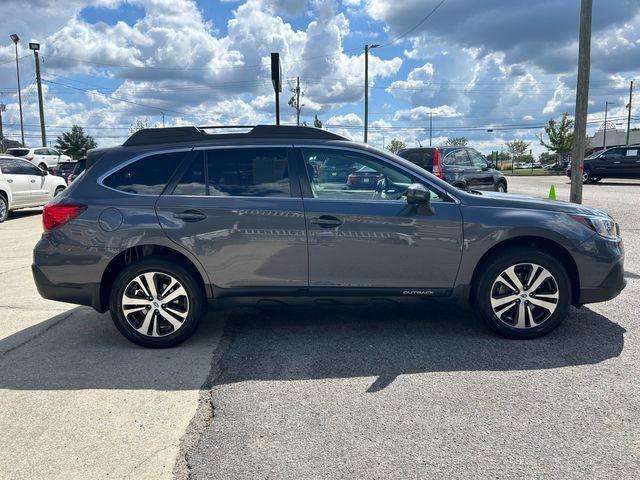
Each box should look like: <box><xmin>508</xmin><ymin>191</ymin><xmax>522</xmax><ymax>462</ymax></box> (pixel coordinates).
<box><xmin>109</xmin><ymin>258</ymin><xmax>205</xmax><ymax>348</ymax></box>
<box><xmin>38</xmin><ymin>163</ymin><xmax>48</xmax><ymax>172</ymax></box>
<box><xmin>495</xmin><ymin>181</ymin><xmax>507</xmax><ymax>192</ymax></box>
<box><xmin>474</xmin><ymin>248</ymin><xmax>571</xmax><ymax>339</ymax></box>
<box><xmin>54</xmin><ymin>186</ymin><xmax>64</xmax><ymax>197</ymax></box>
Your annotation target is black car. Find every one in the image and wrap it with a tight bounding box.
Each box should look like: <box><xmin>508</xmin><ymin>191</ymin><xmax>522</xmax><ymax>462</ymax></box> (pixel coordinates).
<box><xmin>51</xmin><ymin>161</ymin><xmax>77</xmax><ymax>183</ymax></box>
<box><xmin>67</xmin><ymin>157</ymin><xmax>86</xmax><ymax>184</ymax></box>
<box><xmin>397</xmin><ymin>147</ymin><xmax>507</xmax><ymax>192</ymax></box>
<box><xmin>567</xmin><ymin>145</ymin><xmax>640</xmax><ymax>183</ymax></box>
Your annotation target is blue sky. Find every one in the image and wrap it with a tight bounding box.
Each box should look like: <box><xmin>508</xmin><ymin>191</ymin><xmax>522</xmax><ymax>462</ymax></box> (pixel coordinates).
<box><xmin>0</xmin><ymin>0</ymin><xmax>639</xmax><ymax>154</ymax></box>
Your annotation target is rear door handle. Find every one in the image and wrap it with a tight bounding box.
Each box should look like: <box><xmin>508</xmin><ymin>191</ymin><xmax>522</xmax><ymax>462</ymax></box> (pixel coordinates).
<box><xmin>30</xmin><ymin>179</ymin><xmax>36</xmax><ymax>183</ymax></box>
<box><xmin>310</xmin><ymin>215</ymin><xmax>343</xmax><ymax>228</ymax></box>
<box><xmin>7</xmin><ymin>179</ymin><xmax>13</xmax><ymax>183</ymax></box>
<box><xmin>174</xmin><ymin>210</ymin><xmax>207</xmax><ymax>222</ymax></box>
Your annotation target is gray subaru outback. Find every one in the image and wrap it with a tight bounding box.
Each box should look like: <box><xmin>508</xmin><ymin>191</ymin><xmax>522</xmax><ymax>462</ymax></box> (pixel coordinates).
<box><xmin>32</xmin><ymin>125</ymin><xmax>625</xmax><ymax>347</ymax></box>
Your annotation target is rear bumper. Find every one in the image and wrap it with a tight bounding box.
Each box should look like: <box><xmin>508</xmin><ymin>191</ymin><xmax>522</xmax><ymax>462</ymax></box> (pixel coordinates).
<box><xmin>32</xmin><ymin>263</ymin><xmax>101</xmax><ymax>310</ymax></box>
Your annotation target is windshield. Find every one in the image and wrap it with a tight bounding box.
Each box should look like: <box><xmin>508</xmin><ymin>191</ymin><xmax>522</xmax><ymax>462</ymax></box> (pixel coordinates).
<box><xmin>585</xmin><ymin>150</ymin><xmax>604</xmax><ymax>159</ymax></box>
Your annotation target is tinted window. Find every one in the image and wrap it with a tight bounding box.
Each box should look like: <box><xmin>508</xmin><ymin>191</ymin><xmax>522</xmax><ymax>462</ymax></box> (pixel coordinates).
<box><xmin>400</xmin><ymin>149</ymin><xmax>434</xmax><ymax>170</ymax></box>
<box><xmin>206</xmin><ymin>148</ymin><xmax>290</xmax><ymax>197</ymax></box>
<box><xmin>35</xmin><ymin>148</ymin><xmax>49</xmax><ymax>155</ymax></box>
<box><xmin>14</xmin><ymin>160</ymin><xmax>42</xmax><ymax>175</ymax></box>
<box><xmin>468</xmin><ymin>150</ymin><xmax>488</xmax><ymax>168</ymax></box>
<box><xmin>7</xmin><ymin>149</ymin><xmax>29</xmax><ymax>157</ymax></box>
<box><xmin>48</xmin><ymin>148</ymin><xmax>60</xmax><ymax>156</ymax></box>
<box><xmin>104</xmin><ymin>151</ymin><xmax>185</xmax><ymax>194</ymax></box>
<box><xmin>0</xmin><ymin>158</ymin><xmax>17</xmax><ymax>174</ymax></box>
<box><xmin>73</xmin><ymin>159</ymin><xmax>86</xmax><ymax>174</ymax></box>
<box><xmin>444</xmin><ymin>149</ymin><xmax>471</xmax><ymax>167</ymax></box>
<box><xmin>173</xmin><ymin>153</ymin><xmax>206</xmax><ymax>196</ymax></box>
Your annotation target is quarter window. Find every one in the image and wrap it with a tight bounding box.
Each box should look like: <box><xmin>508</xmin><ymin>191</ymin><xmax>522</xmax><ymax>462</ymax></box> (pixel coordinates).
<box><xmin>205</xmin><ymin>148</ymin><xmax>290</xmax><ymax>197</ymax></box>
<box><xmin>103</xmin><ymin>151</ymin><xmax>186</xmax><ymax>195</ymax></box>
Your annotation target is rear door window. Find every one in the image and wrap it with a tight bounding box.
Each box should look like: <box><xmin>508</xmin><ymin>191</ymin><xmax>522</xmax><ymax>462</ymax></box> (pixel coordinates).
<box><xmin>0</xmin><ymin>158</ymin><xmax>17</xmax><ymax>174</ymax></box>
<box><xmin>173</xmin><ymin>152</ymin><xmax>206</xmax><ymax>196</ymax></box>
<box><xmin>444</xmin><ymin>149</ymin><xmax>471</xmax><ymax>167</ymax></box>
<box><xmin>35</xmin><ymin>148</ymin><xmax>49</xmax><ymax>156</ymax></box>
<box><xmin>103</xmin><ymin>151</ymin><xmax>187</xmax><ymax>195</ymax></box>
<box><xmin>205</xmin><ymin>147</ymin><xmax>290</xmax><ymax>197</ymax></box>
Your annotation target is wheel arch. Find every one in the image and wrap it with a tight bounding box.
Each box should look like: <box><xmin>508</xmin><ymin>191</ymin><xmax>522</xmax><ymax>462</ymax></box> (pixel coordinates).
<box><xmin>469</xmin><ymin>236</ymin><xmax>580</xmax><ymax>306</ymax></box>
<box><xmin>98</xmin><ymin>244</ymin><xmax>208</xmax><ymax>312</ymax></box>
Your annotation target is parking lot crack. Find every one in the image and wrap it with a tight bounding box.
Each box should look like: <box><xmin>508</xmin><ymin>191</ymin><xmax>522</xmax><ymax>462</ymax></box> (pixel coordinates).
<box><xmin>173</xmin><ymin>317</ymin><xmax>233</xmax><ymax>480</ymax></box>
<box><xmin>0</xmin><ymin>309</ymin><xmax>77</xmax><ymax>358</ymax></box>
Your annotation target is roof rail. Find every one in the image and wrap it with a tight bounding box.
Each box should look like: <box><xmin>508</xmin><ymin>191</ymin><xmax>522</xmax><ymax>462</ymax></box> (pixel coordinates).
<box><xmin>122</xmin><ymin>124</ymin><xmax>348</xmax><ymax>147</ymax></box>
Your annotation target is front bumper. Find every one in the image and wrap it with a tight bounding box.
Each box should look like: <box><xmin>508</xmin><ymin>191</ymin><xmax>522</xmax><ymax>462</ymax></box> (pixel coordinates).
<box><xmin>578</xmin><ymin>259</ymin><xmax>626</xmax><ymax>304</ymax></box>
<box><xmin>575</xmin><ymin>234</ymin><xmax>626</xmax><ymax>305</ymax></box>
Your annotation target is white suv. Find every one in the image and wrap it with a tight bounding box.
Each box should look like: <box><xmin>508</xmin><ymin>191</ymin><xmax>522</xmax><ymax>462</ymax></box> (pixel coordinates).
<box><xmin>0</xmin><ymin>155</ymin><xmax>66</xmax><ymax>222</ymax></box>
<box><xmin>6</xmin><ymin>147</ymin><xmax>72</xmax><ymax>171</ymax></box>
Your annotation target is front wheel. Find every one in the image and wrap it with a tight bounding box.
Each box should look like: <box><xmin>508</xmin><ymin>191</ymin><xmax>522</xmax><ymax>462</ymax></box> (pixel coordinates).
<box><xmin>495</xmin><ymin>181</ymin><xmax>507</xmax><ymax>193</ymax></box>
<box><xmin>109</xmin><ymin>258</ymin><xmax>205</xmax><ymax>348</ymax></box>
<box><xmin>474</xmin><ymin>248</ymin><xmax>571</xmax><ymax>339</ymax></box>
<box><xmin>0</xmin><ymin>195</ymin><xmax>8</xmax><ymax>223</ymax></box>
<box><xmin>38</xmin><ymin>163</ymin><xmax>48</xmax><ymax>172</ymax></box>
<box><xmin>54</xmin><ymin>186</ymin><xmax>64</xmax><ymax>197</ymax></box>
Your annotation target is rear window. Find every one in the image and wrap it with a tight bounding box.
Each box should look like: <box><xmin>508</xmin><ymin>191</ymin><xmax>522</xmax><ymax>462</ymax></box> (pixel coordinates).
<box><xmin>103</xmin><ymin>151</ymin><xmax>186</xmax><ymax>195</ymax></box>
<box><xmin>7</xmin><ymin>149</ymin><xmax>30</xmax><ymax>157</ymax></box>
<box><xmin>399</xmin><ymin>149</ymin><xmax>435</xmax><ymax>170</ymax></box>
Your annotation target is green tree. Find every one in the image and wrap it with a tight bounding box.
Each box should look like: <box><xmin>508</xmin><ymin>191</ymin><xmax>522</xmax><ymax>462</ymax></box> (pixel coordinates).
<box><xmin>444</xmin><ymin>136</ymin><xmax>468</xmax><ymax>146</ymax></box>
<box><xmin>537</xmin><ymin>112</ymin><xmax>574</xmax><ymax>158</ymax></box>
<box><xmin>506</xmin><ymin>139</ymin><xmax>530</xmax><ymax>160</ymax></box>
<box><xmin>55</xmin><ymin>125</ymin><xmax>97</xmax><ymax>159</ymax></box>
<box><xmin>385</xmin><ymin>138</ymin><xmax>406</xmax><ymax>154</ymax></box>
<box><xmin>538</xmin><ymin>151</ymin><xmax>556</xmax><ymax>165</ymax></box>
<box><xmin>129</xmin><ymin>118</ymin><xmax>151</xmax><ymax>134</ymax></box>
<box><xmin>313</xmin><ymin>114</ymin><xmax>323</xmax><ymax>129</ymax></box>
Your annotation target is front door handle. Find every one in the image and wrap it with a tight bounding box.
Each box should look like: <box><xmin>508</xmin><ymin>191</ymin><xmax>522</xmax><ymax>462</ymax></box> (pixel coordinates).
<box><xmin>30</xmin><ymin>179</ymin><xmax>36</xmax><ymax>183</ymax></box>
<box><xmin>7</xmin><ymin>179</ymin><xmax>13</xmax><ymax>183</ymax></box>
<box><xmin>174</xmin><ymin>210</ymin><xmax>207</xmax><ymax>222</ymax></box>
<box><xmin>310</xmin><ymin>215</ymin><xmax>343</xmax><ymax>228</ymax></box>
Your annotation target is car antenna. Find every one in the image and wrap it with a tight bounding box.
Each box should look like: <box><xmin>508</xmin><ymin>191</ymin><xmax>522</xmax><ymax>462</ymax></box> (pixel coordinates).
<box><xmin>417</xmin><ymin>140</ymin><xmax>422</xmax><ymax>147</ymax></box>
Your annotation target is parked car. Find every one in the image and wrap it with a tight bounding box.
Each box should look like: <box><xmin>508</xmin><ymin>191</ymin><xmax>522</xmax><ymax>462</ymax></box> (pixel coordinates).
<box><xmin>346</xmin><ymin>165</ymin><xmax>383</xmax><ymax>190</ymax></box>
<box><xmin>6</xmin><ymin>147</ymin><xmax>72</xmax><ymax>172</ymax></box>
<box><xmin>397</xmin><ymin>147</ymin><xmax>507</xmax><ymax>192</ymax></box>
<box><xmin>51</xmin><ymin>161</ymin><xmax>77</xmax><ymax>184</ymax></box>
<box><xmin>566</xmin><ymin>145</ymin><xmax>640</xmax><ymax>183</ymax></box>
<box><xmin>317</xmin><ymin>157</ymin><xmax>357</xmax><ymax>183</ymax></box>
<box><xmin>67</xmin><ymin>157</ymin><xmax>86</xmax><ymax>184</ymax></box>
<box><xmin>32</xmin><ymin>125</ymin><xmax>625</xmax><ymax>347</ymax></box>
<box><xmin>0</xmin><ymin>155</ymin><xmax>66</xmax><ymax>222</ymax></box>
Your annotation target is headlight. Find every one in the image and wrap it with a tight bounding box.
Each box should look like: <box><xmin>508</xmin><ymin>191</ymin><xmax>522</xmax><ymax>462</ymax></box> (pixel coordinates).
<box><xmin>571</xmin><ymin>214</ymin><xmax>619</xmax><ymax>239</ymax></box>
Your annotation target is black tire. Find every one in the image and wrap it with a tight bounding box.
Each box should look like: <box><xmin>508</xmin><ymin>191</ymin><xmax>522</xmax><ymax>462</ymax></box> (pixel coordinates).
<box><xmin>495</xmin><ymin>180</ymin><xmax>507</xmax><ymax>193</ymax></box>
<box><xmin>473</xmin><ymin>247</ymin><xmax>571</xmax><ymax>339</ymax></box>
<box><xmin>0</xmin><ymin>195</ymin><xmax>8</xmax><ymax>223</ymax></box>
<box><xmin>109</xmin><ymin>257</ymin><xmax>206</xmax><ymax>348</ymax></box>
<box><xmin>38</xmin><ymin>163</ymin><xmax>48</xmax><ymax>172</ymax></box>
<box><xmin>591</xmin><ymin>176</ymin><xmax>602</xmax><ymax>183</ymax></box>
<box><xmin>582</xmin><ymin>168</ymin><xmax>594</xmax><ymax>184</ymax></box>
<box><xmin>54</xmin><ymin>186</ymin><xmax>65</xmax><ymax>197</ymax></box>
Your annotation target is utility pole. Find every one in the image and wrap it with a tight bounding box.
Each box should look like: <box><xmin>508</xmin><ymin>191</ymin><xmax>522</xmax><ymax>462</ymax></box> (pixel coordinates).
<box><xmin>429</xmin><ymin>111</ymin><xmax>433</xmax><ymax>146</ymax></box>
<box><xmin>626</xmin><ymin>80</ymin><xmax>633</xmax><ymax>145</ymax></box>
<box><xmin>603</xmin><ymin>100</ymin><xmax>614</xmax><ymax>149</ymax></box>
<box><xmin>0</xmin><ymin>104</ymin><xmax>5</xmax><ymax>153</ymax></box>
<box><xmin>570</xmin><ymin>0</ymin><xmax>592</xmax><ymax>204</ymax></box>
<box><xmin>161</xmin><ymin>112</ymin><xmax>165</xmax><ymax>128</ymax></box>
<box><xmin>364</xmin><ymin>43</ymin><xmax>379</xmax><ymax>143</ymax></box>
<box><xmin>29</xmin><ymin>42</ymin><xmax>46</xmax><ymax>147</ymax></box>
<box><xmin>10</xmin><ymin>34</ymin><xmax>24</xmax><ymax>146</ymax></box>
<box><xmin>288</xmin><ymin>77</ymin><xmax>303</xmax><ymax>126</ymax></box>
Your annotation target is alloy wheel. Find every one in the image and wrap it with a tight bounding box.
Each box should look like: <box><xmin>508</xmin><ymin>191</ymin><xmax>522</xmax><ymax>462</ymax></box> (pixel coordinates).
<box><xmin>582</xmin><ymin>172</ymin><xmax>589</xmax><ymax>183</ymax></box>
<box><xmin>489</xmin><ymin>263</ymin><xmax>559</xmax><ymax>329</ymax></box>
<box><xmin>121</xmin><ymin>271</ymin><xmax>189</xmax><ymax>337</ymax></box>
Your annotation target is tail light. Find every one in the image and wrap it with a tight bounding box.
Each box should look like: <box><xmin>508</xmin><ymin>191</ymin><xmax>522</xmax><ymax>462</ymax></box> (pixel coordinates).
<box><xmin>432</xmin><ymin>149</ymin><xmax>443</xmax><ymax>178</ymax></box>
<box><xmin>25</xmin><ymin>156</ymin><xmax>34</xmax><ymax>161</ymax></box>
<box><xmin>347</xmin><ymin>174</ymin><xmax>357</xmax><ymax>183</ymax></box>
<box><xmin>43</xmin><ymin>204</ymin><xmax>87</xmax><ymax>231</ymax></box>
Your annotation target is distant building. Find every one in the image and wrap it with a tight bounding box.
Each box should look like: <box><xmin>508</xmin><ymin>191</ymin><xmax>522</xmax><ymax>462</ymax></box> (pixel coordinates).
<box><xmin>589</xmin><ymin>127</ymin><xmax>640</xmax><ymax>151</ymax></box>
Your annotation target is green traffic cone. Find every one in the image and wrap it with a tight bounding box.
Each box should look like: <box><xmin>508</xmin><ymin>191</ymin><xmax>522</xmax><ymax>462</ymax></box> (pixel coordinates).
<box><xmin>548</xmin><ymin>184</ymin><xmax>556</xmax><ymax>200</ymax></box>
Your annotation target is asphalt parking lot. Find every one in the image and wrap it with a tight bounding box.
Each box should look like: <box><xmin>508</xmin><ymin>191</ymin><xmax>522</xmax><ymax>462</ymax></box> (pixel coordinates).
<box><xmin>1</xmin><ymin>175</ymin><xmax>638</xmax><ymax>479</ymax></box>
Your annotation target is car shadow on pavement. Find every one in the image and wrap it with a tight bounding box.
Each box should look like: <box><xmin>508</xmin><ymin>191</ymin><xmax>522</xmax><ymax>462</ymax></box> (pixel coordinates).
<box><xmin>213</xmin><ymin>301</ymin><xmax>626</xmax><ymax>393</ymax></box>
<box><xmin>6</xmin><ymin>209</ymin><xmax>42</xmax><ymax>221</ymax></box>
<box><xmin>0</xmin><ymin>306</ymin><xmax>221</xmax><ymax>391</ymax></box>
<box><xmin>0</xmin><ymin>301</ymin><xmax>625</xmax><ymax>392</ymax></box>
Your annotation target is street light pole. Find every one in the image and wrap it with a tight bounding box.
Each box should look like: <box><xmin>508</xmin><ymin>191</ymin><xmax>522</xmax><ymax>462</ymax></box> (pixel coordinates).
<box><xmin>29</xmin><ymin>42</ymin><xmax>46</xmax><ymax>147</ymax></box>
<box><xmin>429</xmin><ymin>111</ymin><xmax>433</xmax><ymax>146</ymax></box>
<box><xmin>364</xmin><ymin>43</ymin><xmax>379</xmax><ymax>143</ymax></box>
<box><xmin>0</xmin><ymin>104</ymin><xmax>5</xmax><ymax>153</ymax></box>
<box><xmin>603</xmin><ymin>100</ymin><xmax>614</xmax><ymax>149</ymax></box>
<box><xmin>626</xmin><ymin>80</ymin><xmax>633</xmax><ymax>146</ymax></box>
<box><xmin>10</xmin><ymin>34</ymin><xmax>25</xmax><ymax>146</ymax></box>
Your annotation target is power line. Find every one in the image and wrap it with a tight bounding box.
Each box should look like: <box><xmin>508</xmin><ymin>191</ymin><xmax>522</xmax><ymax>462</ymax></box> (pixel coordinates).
<box><xmin>378</xmin><ymin>0</ymin><xmax>447</xmax><ymax>48</ymax></box>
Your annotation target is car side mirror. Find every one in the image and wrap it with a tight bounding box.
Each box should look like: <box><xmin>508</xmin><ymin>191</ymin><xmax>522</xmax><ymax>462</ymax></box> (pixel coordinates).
<box><xmin>406</xmin><ymin>183</ymin><xmax>430</xmax><ymax>205</ymax></box>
